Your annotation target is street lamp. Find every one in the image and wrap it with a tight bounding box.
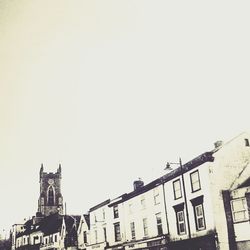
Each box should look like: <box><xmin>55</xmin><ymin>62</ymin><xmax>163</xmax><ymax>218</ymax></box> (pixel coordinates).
<box><xmin>165</xmin><ymin>158</ymin><xmax>191</xmax><ymax>240</ymax></box>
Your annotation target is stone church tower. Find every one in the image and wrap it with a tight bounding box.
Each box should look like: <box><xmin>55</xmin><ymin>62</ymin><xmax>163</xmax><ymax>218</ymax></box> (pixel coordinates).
<box><xmin>37</xmin><ymin>164</ymin><xmax>64</xmax><ymax>217</ymax></box>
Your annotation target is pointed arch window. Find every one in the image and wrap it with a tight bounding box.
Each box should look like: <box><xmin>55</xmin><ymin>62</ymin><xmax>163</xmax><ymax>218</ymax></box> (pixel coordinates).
<box><xmin>48</xmin><ymin>186</ymin><xmax>54</xmax><ymax>205</ymax></box>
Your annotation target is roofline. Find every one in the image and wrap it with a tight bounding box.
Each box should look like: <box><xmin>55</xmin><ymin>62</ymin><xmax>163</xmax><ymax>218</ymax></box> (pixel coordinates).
<box><xmin>89</xmin><ymin>199</ymin><xmax>111</xmax><ymax>212</ymax></box>
<box><xmin>108</xmin><ymin>151</ymin><xmax>214</xmax><ymax>206</ymax></box>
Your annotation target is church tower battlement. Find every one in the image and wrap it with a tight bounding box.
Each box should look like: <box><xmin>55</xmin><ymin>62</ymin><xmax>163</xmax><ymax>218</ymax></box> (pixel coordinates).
<box><xmin>37</xmin><ymin>164</ymin><xmax>64</xmax><ymax>217</ymax></box>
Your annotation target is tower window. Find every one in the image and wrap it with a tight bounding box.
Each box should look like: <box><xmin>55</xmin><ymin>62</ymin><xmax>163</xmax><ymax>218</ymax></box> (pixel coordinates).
<box><xmin>245</xmin><ymin>139</ymin><xmax>249</xmax><ymax>147</ymax></box>
<box><xmin>48</xmin><ymin>186</ymin><xmax>54</xmax><ymax>205</ymax></box>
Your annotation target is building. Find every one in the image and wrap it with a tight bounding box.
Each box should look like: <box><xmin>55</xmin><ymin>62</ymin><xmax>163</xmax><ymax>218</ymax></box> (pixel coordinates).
<box><xmin>10</xmin><ymin>132</ymin><xmax>250</xmax><ymax>250</ymax></box>
<box><xmin>85</xmin><ymin>132</ymin><xmax>250</xmax><ymax>250</ymax></box>
<box><xmin>224</xmin><ymin>175</ymin><xmax>250</xmax><ymax>249</ymax></box>
<box><xmin>87</xmin><ymin>199</ymin><xmax>111</xmax><ymax>250</ymax></box>
<box><xmin>13</xmin><ymin>214</ymin><xmax>80</xmax><ymax>250</ymax></box>
<box><xmin>38</xmin><ymin>165</ymin><xmax>64</xmax><ymax>217</ymax></box>
<box><xmin>106</xmin><ymin>179</ymin><xmax>169</xmax><ymax>250</ymax></box>
<box><xmin>77</xmin><ymin>215</ymin><xmax>90</xmax><ymax>250</ymax></box>
<box><xmin>11</xmin><ymin>166</ymin><xmax>80</xmax><ymax>250</ymax></box>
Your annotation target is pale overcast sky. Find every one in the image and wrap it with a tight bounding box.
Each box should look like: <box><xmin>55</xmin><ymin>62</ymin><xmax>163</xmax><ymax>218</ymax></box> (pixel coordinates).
<box><xmin>0</xmin><ymin>0</ymin><xmax>250</xmax><ymax>236</ymax></box>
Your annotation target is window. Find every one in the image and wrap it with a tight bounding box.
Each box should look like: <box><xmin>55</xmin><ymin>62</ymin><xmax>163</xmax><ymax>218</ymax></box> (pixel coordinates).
<box><xmin>94</xmin><ymin>230</ymin><xmax>98</xmax><ymax>243</ymax></box>
<box><xmin>130</xmin><ymin>222</ymin><xmax>136</xmax><ymax>240</ymax></box>
<box><xmin>141</xmin><ymin>196</ymin><xmax>146</xmax><ymax>209</ymax></box>
<box><xmin>173</xmin><ymin>203</ymin><xmax>186</xmax><ymax>235</ymax></box>
<box><xmin>114</xmin><ymin>223</ymin><xmax>121</xmax><ymax>242</ymax></box>
<box><xmin>154</xmin><ymin>188</ymin><xmax>160</xmax><ymax>205</ymax></box>
<box><xmin>129</xmin><ymin>203</ymin><xmax>133</xmax><ymax>214</ymax></box>
<box><xmin>155</xmin><ymin>213</ymin><xmax>163</xmax><ymax>235</ymax></box>
<box><xmin>245</xmin><ymin>139</ymin><xmax>250</xmax><ymax>147</ymax></box>
<box><xmin>173</xmin><ymin>179</ymin><xmax>182</xmax><ymax>199</ymax></box>
<box><xmin>190</xmin><ymin>170</ymin><xmax>201</xmax><ymax>192</ymax></box>
<box><xmin>190</xmin><ymin>195</ymin><xmax>206</xmax><ymax>231</ymax></box>
<box><xmin>54</xmin><ymin>235</ymin><xmax>57</xmax><ymax>242</ymax></box>
<box><xmin>83</xmin><ymin>231</ymin><xmax>87</xmax><ymax>243</ymax></box>
<box><xmin>176</xmin><ymin>211</ymin><xmax>186</xmax><ymax>235</ymax></box>
<box><xmin>194</xmin><ymin>204</ymin><xmax>205</xmax><ymax>230</ymax></box>
<box><xmin>231</xmin><ymin>198</ymin><xmax>249</xmax><ymax>222</ymax></box>
<box><xmin>113</xmin><ymin>205</ymin><xmax>119</xmax><ymax>218</ymax></box>
<box><xmin>102</xmin><ymin>208</ymin><xmax>105</xmax><ymax>220</ymax></box>
<box><xmin>48</xmin><ymin>186</ymin><xmax>54</xmax><ymax>205</ymax></box>
<box><xmin>143</xmin><ymin>218</ymin><xmax>148</xmax><ymax>237</ymax></box>
<box><xmin>103</xmin><ymin>227</ymin><xmax>107</xmax><ymax>241</ymax></box>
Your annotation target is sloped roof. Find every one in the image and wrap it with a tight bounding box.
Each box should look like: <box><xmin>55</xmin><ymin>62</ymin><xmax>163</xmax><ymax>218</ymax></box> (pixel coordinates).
<box><xmin>89</xmin><ymin>199</ymin><xmax>110</xmax><ymax>212</ymax></box>
<box><xmin>65</xmin><ymin>215</ymin><xmax>81</xmax><ymax>235</ymax></box>
<box><xmin>39</xmin><ymin>213</ymin><xmax>62</xmax><ymax>236</ymax></box>
<box><xmin>16</xmin><ymin>214</ymin><xmax>82</xmax><ymax>237</ymax></box>
<box><xmin>83</xmin><ymin>214</ymin><xmax>90</xmax><ymax>229</ymax></box>
<box><xmin>238</xmin><ymin>176</ymin><xmax>250</xmax><ymax>188</ymax></box>
<box><xmin>16</xmin><ymin>219</ymin><xmax>33</xmax><ymax>237</ymax></box>
<box><xmin>108</xmin><ymin>151</ymin><xmax>214</xmax><ymax>206</ymax></box>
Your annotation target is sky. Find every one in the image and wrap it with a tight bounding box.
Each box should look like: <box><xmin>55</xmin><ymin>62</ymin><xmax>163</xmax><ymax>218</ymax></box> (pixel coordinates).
<box><xmin>0</xmin><ymin>0</ymin><xmax>250</xmax><ymax>237</ymax></box>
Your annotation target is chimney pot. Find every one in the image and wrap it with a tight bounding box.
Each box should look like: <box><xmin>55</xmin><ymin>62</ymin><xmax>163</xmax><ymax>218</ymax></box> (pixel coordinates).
<box><xmin>214</xmin><ymin>140</ymin><xmax>223</xmax><ymax>148</ymax></box>
<box><xmin>133</xmin><ymin>179</ymin><xmax>144</xmax><ymax>191</ymax></box>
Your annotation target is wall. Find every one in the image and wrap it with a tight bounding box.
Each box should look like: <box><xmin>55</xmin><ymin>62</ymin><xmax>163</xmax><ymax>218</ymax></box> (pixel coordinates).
<box><xmin>164</xmin><ymin>162</ymin><xmax>216</xmax><ymax>242</ymax></box>
<box><xmin>210</xmin><ymin>133</ymin><xmax>250</xmax><ymax>250</ymax></box>
<box><xmin>122</xmin><ymin>184</ymin><xmax>168</xmax><ymax>243</ymax></box>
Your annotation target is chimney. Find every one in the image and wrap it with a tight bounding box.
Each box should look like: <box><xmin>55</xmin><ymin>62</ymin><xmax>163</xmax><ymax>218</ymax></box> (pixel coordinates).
<box><xmin>214</xmin><ymin>140</ymin><xmax>223</xmax><ymax>148</ymax></box>
<box><xmin>133</xmin><ymin>178</ymin><xmax>144</xmax><ymax>191</ymax></box>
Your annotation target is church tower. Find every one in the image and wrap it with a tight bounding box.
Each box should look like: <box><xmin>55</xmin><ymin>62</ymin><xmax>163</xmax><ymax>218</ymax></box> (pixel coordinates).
<box><xmin>37</xmin><ymin>164</ymin><xmax>64</xmax><ymax>217</ymax></box>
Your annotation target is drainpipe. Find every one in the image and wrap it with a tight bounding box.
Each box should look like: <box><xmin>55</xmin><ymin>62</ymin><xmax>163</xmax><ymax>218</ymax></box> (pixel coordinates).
<box><xmin>178</xmin><ymin>158</ymin><xmax>191</xmax><ymax>240</ymax></box>
<box><xmin>162</xmin><ymin>181</ymin><xmax>170</xmax><ymax>237</ymax></box>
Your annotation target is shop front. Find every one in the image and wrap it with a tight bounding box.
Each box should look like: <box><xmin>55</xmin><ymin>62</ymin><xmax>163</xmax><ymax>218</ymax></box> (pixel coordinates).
<box><xmin>124</xmin><ymin>235</ymin><xmax>168</xmax><ymax>250</ymax></box>
<box><xmin>167</xmin><ymin>233</ymin><xmax>217</xmax><ymax>250</ymax></box>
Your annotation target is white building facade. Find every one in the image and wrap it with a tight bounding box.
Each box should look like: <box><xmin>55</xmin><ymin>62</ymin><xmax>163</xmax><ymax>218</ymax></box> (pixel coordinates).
<box><xmin>84</xmin><ymin>132</ymin><xmax>250</xmax><ymax>250</ymax></box>
<box><xmin>10</xmin><ymin>132</ymin><xmax>250</xmax><ymax>250</ymax></box>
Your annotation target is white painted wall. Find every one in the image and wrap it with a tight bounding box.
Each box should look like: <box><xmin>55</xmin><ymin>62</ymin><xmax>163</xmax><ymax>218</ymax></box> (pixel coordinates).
<box><xmin>77</xmin><ymin>215</ymin><xmax>89</xmax><ymax>249</ymax></box>
<box><xmin>122</xmin><ymin>185</ymin><xmax>168</xmax><ymax>243</ymax></box>
<box><xmin>164</xmin><ymin>162</ymin><xmax>215</xmax><ymax>241</ymax></box>
<box><xmin>209</xmin><ymin>132</ymin><xmax>250</xmax><ymax>250</ymax></box>
<box><xmin>88</xmin><ymin>202</ymin><xmax>111</xmax><ymax>248</ymax></box>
